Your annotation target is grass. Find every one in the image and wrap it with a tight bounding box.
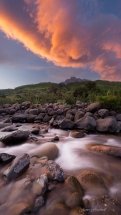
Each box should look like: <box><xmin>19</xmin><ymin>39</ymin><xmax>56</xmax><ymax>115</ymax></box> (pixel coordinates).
<box><xmin>0</xmin><ymin>80</ymin><xmax>121</xmax><ymax>111</ymax></box>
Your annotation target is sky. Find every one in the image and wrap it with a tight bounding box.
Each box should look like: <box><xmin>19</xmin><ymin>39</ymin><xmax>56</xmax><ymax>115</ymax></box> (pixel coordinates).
<box><xmin>0</xmin><ymin>0</ymin><xmax>121</xmax><ymax>88</ymax></box>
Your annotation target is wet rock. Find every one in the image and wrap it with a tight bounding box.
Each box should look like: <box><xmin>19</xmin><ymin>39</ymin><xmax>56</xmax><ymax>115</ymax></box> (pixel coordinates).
<box><xmin>87</xmin><ymin>144</ymin><xmax>121</xmax><ymax>158</ymax></box>
<box><xmin>59</xmin><ymin>119</ymin><xmax>75</xmax><ymax>130</ymax></box>
<box><xmin>29</xmin><ymin>160</ymin><xmax>64</xmax><ymax>182</ymax></box>
<box><xmin>32</xmin><ymin>196</ymin><xmax>45</xmax><ymax>213</ymax></box>
<box><xmin>0</xmin><ymin>153</ymin><xmax>15</xmax><ymax>165</ymax></box>
<box><xmin>31</xmin><ymin>126</ymin><xmax>40</xmax><ymax>135</ymax></box>
<box><xmin>0</xmin><ymin>130</ymin><xmax>30</xmax><ymax>145</ymax></box>
<box><xmin>76</xmin><ymin>116</ymin><xmax>96</xmax><ymax>131</ymax></box>
<box><xmin>1</xmin><ymin>125</ymin><xmax>18</xmax><ymax>132</ymax></box>
<box><xmin>96</xmin><ymin>117</ymin><xmax>118</xmax><ymax>133</ymax></box>
<box><xmin>76</xmin><ymin>169</ymin><xmax>108</xmax><ymax>196</ymax></box>
<box><xmin>65</xmin><ymin>192</ymin><xmax>82</xmax><ymax>209</ymax></box>
<box><xmin>39</xmin><ymin>202</ymin><xmax>69</xmax><ymax>215</ymax></box>
<box><xmin>70</xmin><ymin>130</ymin><xmax>85</xmax><ymax>138</ymax></box>
<box><xmin>98</xmin><ymin>109</ymin><xmax>109</xmax><ymax>118</ymax></box>
<box><xmin>7</xmin><ymin>154</ymin><xmax>30</xmax><ymax>181</ymax></box>
<box><xmin>70</xmin><ymin>208</ymin><xmax>86</xmax><ymax>215</ymax></box>
<box><xmin>29</xmin><ymin>143</ymin><xmax>59</xmax><ymax>160</ymax></box>
<box><xmin>0</xmin><ymin>123</ymin><xmax>11</xmax><ymax>129</ymax></box>
<box><xmin>86</xmin><ymin>102</ymin><xmax>101</xmax><ymax>113</ymax></box>
<box><xmin>51</xmin><ymin>136</ymin><xmax>59</xmax><ymax>142</ymax></box>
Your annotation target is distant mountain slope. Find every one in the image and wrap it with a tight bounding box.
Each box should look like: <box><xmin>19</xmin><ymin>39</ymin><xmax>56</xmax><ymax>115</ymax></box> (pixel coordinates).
<box><xmin>0</xmin><ymin>78</ymin><xmax>121</xmax><ymax>109</ymax></box>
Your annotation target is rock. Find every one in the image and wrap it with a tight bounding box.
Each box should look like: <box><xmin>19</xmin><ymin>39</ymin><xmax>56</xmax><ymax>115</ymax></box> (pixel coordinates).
<box><xmin>31</xmin><ymin>126</ymin><xmax>40</xmax><ymax>135</ymax></box>
<box><xmin>96</xmin><ymin>117</ymin><xmax>118</xmax><ymax>133</ymax></box>
<box><xmin>65</xmin><ymin>192</ymin><xmax>82</xmax><ymax>209</ymax></box>
<box><xmin>0</xmin><ymin>130</ymin><xmax>30</xmax><ymax>145</ymax></box>
<box><xmin>12</xmin><ymin>114</ymin><xmax>27</xmax><ymax>123</ymax></box>
<box><xmin>21</xmin><ymin>101</ymin><xmax>31</xmax><ymax>109</ymax></box>
<box><xmin>0</xmin><ymin>153</ymin><xmax>16</xmax><ymax>165</ymax></box>
<box><xmin>66</xmin><ymin>112</ymin><xmax>74</xmax><ymax>121</ymax></box>
<box><xmin>29</xmin><ymin>108</ymin><xmax>39</xmax><ymax>115</ymax></box>
<box><xmin>65</xmin><ymin>176</ymin><xmax>84</xmax><ymax>196</ymax></box>
<box><xmin>29</xmin><ymin>160</ymin><xmax>64</xmax><ymax>182</ymax></box>
<box><xmin>29</xmin><ymin>143</ymin><xmax>59</xmax><ymax>160</ymax></box>
<box><xmin>70</xmin><ymin>208</ymin><xmax>86</xmax><ymax>215</ymax></box>
<box><xmin>59</xmin><ymin>119</ymin><xmax>75</xmax><ymax>130</ymax></box>
<box><xmin>6</xmin><ymin>154</ymin><xmax>30</xmax><ymax>181</ymax></box>
<box><xmin>40</xmin><ymin>202</ymin><xmax>69</xmax><ymax>215</ymax></box>
<box><xmin>87</xmin><ymin>144</ymin><xmax>121</xmax><ymax>158</ymax></box>
<box><xmin>51</xmin><ymin>136</ymin><xmax>59</xmax><ymax>142</ymax></box>
<box><xmin>74</xmin><ymin>111</ymin><xmax>85</xmax><ymax>121</ymax></box>
<box><xmin>76</xmin><ymin>169</ymin><xmax>107</xmax><ymax>195</ymax></box>
<box><xmin>76</xmin><ymin>116</ymin><xmax>96</xmax><ymax>131</ymax></box>
<box><xmin>98</xmin><ymin>109</ymin><xmax>109</xmax><ymax>118</ymax></box>
<box><xmin>86</xmin><ymin>102</ymin><xmax>101</xmax><ymax>113</ymax></box>
<box><xmin>116</xmin><ymin>113</ymin><xmax>121</xmax><ymax>121</ymax></box>
<box><xmin>43</xmin><ymin>114</ymin><xmax>52</xmax><ymax>123</ymax></box>
<box><xmin>35</xmin><ymin>113</ymin><xmax>45</xmax><ymax>122</ymax></box>
<box><xmin>70</xmin><ymin>130</ymin><xmax>85</xmax><ymax>138</ymax></box>
<box><xmin>26</xmin><ymin>114</ymin><xmax>36</xmax><ymax>123</ymax></box>
<box><xmin>0</xmin><ymin>123</ymin><xmax>11</xmax><ymax>129</ymax></box>
<box><xmin>1</xmin><ymin>125</ymin><xmax>18</xmax><ymax>132</ymax></box>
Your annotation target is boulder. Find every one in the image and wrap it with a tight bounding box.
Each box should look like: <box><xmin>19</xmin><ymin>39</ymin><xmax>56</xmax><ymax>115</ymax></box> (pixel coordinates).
<box><xmin>76</xmin><ymin>116</ymin><xmax>96</xmax><ymax>131</ymax></box>
<box><xmin>116</xmin><ymin>114</ymin><xmax>121</xmax><ymax>121</ymax></box>
<box><xmin>86</xmin><ymin>102</ymin><xmax>101</xmax><ymax>113</ymax></box>
<box><xmin>70</xmin><ymin>130</ymin><xmax>85</xmax><ymax>138</ymax></box>
<box><xmin>0</xmin><ymin>130</ymin><xmax>30</xmax><ymax>145</ymax></box>
<box><xmin>51</xmin><ymin>136</ymin><xmax>60</xmax><ymax>142</ymax></box>
<box><xmin>87</xmin><ymin>144</ymin><xmax>121</xmax><ymax>158</ymax></box>
<box><xmin>98</xmin><ymin>109</ymin><xmax>109</xmax><ymax>118</ymax></box>
<box><xmin>29</xmin><ymin>160</ymin><xmax>64</xmax><ymax>182</ymax></box>
<box><xmin>1</xmin><ymin>125</ymin><xmax>18</xmax><ymax>132</ymax></box>
<box><xmin>96</xmin><ymin>117</ymin><xmax>118</xmax><ymax>133</ymax></box>
<box><xmin>6</xmin><ymin>154</ymin><xmax>30</xmax><ymax>181</ymax></box>
<box><xmin>29</xmin><ymin>143</ymin><xmax>59</xmax><ymax>160</ymax></box>
<box><xmin>74</xmin><ymin>111</ymin><xmax>85</xmax><ymax>121</ymax></box>
<box><xmin>12</xmin><ymin>114</ymin><xmax>27</xmax><ymax>123</ymax></box>
<box><xmin>59</xmin><ymin>119</ymin><xmax>75</xmax><ymax>130</ymax></box>
<box><xmin>29</xmin><ymin>108</ymin><xmax>39</xmax><ymax>115</ymax></box>
<box><xmin>0</xmin><ymin>153</ymin><xmax>15</xmax><ymax>165</ymax></box>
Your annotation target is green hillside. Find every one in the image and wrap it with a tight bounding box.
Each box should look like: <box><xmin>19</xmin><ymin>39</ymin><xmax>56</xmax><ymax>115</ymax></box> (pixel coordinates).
<box><xmin>0</xmin><ymin>80</ymin><xmax>121</xmax><ymax>110</ymax></box>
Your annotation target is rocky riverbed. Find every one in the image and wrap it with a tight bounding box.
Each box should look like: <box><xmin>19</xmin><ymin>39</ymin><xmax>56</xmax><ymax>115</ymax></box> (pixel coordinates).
<box><xmin>0</xmin><ymin>102</ymin><xmax>121</xmax><ymax>214</ymax></box>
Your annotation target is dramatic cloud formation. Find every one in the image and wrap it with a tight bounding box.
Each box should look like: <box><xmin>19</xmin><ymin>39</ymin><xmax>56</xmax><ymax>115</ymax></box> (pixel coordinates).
<box><xmin>0</xmin><ymin>0</ymin><xmax>121</xmax><ymax>81</ymax></box>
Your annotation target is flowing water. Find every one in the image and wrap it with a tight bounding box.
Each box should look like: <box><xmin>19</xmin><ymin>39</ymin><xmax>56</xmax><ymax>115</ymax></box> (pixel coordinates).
<box><xmin>0</xmin><ymin>126</ymin><xmax>121</xmax><ymax>214</ymax></box>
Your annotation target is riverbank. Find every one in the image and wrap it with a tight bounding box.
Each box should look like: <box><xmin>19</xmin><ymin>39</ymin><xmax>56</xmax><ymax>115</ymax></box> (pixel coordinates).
<box><xmin>0</xmin><ymin>102</ymin><xmax>121</xmax><ymax>135</ymax></box>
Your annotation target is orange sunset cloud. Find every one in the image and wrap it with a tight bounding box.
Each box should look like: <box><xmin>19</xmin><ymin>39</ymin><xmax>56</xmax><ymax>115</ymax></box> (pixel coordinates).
<box><xmin>0</xmin><ymin>0</ymin><xmax>121</xmax><ymax>81</ymax></box>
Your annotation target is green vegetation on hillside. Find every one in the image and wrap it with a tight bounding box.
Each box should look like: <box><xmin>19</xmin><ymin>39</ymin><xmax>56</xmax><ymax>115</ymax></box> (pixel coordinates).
<box><xmin>0</xmin><ymin>80</ymin><xmax>121</xmax><ymax>110</ymax></box>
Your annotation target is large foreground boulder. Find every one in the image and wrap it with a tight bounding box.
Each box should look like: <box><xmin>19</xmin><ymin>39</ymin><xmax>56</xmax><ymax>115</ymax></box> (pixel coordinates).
<box><xmin>76</xmin><ymin>116</ymin><xmax>96</xmax><ymax>131</ymax></box>
<box><xmin>96</xmin><ymin>117</ymin><xmax>118</xmax><ymax>133</ymax></box>
<box><xmin>0</xmin><ymin>130</ymin><xmax>30</xmax><ymax>145</ymax></box>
